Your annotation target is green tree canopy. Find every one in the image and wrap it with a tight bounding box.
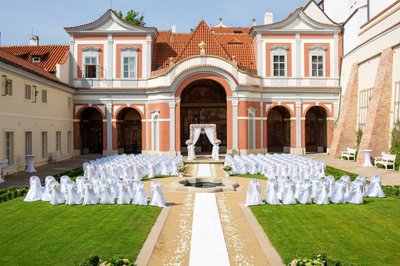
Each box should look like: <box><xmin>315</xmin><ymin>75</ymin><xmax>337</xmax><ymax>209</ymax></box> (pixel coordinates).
<box><xmin>117</xmin><ymin>10</ymin><xmax>145</xmax><ymax>26</ymax></box>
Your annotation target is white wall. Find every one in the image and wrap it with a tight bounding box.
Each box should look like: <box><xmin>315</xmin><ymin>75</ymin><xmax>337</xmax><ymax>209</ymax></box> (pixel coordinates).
<box><xmin>343</xmin><ymin>7</ymin><xmax>368</xmax><ymax>54</ymax></box>
<box><xmin>370</xmin><ymin>0</ymin><xmax>396</xmax><ymax>18</ymax></box>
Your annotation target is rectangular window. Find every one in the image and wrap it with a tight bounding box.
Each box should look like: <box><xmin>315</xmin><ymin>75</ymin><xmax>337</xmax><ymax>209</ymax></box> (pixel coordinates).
<box><xmin>311</xmin><ymin>55</ymin><xmax>324</xmax><ymax>77</ymax></box>
<box><xmin>394</xmin><ymin>81</ymin><xmax>400</xmax><ymax>126</ymax></box>
<box><xmin>41</xmin><ymin>132</ymin><xmax>48</xmax><ymax>159</ymax></box>
<box><xmin>42</xmin><ymin>90</ymin><xmax>47</xmax><ymax>103</ymax></box>
<box><xmin>25</xmin><ymin>84</ymin><xmax>32</xmax><ymax>100</ymax></box>
<box><xmin>358</xmin><ymin>87</ymin><xmax>373</xmax><ymax>130</ymax></box>
<box><xmin>1</xmin><ymin>75</ymin><xmax>12</xmax><ymax>96</ymax></box>
<box><xmin>123</xmin><ymin>56</ymin><xmax>136</xmax><ymax>78</ymax></box>
<box><xmin>6</xmin><ymin>79</ymin><xmax>13</xmax><ymax>96</ymax></box>
<box><xmin>273</xmin><ymin>55</ymin><xmax>285</xmax><ymax>77</ymax></box>
<box><xmin>56</xmin><ymin>131</ymin><xmax>61</xmax><ymax>152</ymax></box>
<box><xmin>84</xmin><ymin>56</ymin><xmax>97</xmax><ymax>78</ymax></box>
<box><xmin>25</xmin><ymin>131</ymin><xmax>32</xmax><ymax>155</ymax></box>
<box><xmin>5</xmin><ymin>132</ymin><xmax>14</xmax><ymax>164</ymax></box>
<box><xmin>68</xmin><ymin>131</ymin><xmax>72</xmax><ymax>154</ymax></box>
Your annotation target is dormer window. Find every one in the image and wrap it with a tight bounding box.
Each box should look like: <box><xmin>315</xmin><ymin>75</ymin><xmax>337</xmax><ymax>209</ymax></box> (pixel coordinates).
<box><xmin>32</xmin><ymin>56</ymin><xmax>41</xmax><ymax>63</ymax></box>
<box><xmin>121</xmin><ymin>46</ymin><xmax>138</xmax><ymax>79</ymax></box>
<box><xmin>82</xmin><ymin>47</ymin><xmax>100</xmax><ymax>79</ymax></box>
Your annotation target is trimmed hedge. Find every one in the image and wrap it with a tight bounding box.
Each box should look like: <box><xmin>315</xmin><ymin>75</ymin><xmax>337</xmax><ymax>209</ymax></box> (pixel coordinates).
<box><xmin>53</xmin><ymin>167</ymin><xmax>84</xmax><ymax>182</ymax></box>
<box><xmin>0</xmin><ymin>186</ymin><xmax>29</xmax><ymax>203</ymax></box>
<box><xmin>325</xmin><ymin>166</ymin><xmax>358</xmax><ymax>180</ymax></box>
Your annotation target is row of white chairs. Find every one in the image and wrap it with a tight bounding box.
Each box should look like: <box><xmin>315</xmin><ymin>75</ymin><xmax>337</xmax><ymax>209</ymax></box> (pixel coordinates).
<box><xmin>83</xmin><ymin>154</ymin><xmax>183</xmax><ymax>181</ymax></box>
<box><xmin>24</xmin><ymin>175</ymin><xmax>167</xmax><ymax>208</ymax></box>
<box><xmin>246</xmin><ymin>175</ymin><xmax>385</xmax><ymax>206</ymax></box>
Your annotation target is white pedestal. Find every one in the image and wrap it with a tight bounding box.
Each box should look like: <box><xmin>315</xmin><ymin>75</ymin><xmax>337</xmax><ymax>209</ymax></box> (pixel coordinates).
<box><xmin>0</xmin><ymin>160</ymin><xmax>8</xmax><ymax>183</ymax></box>
<box><xmin>362</xmin><ymin>150</ymin><xmax>373</xmax><ymax>167</ymax></box>
<box><xmin>25</xmin><ymin>155</ymin><xmax>37</xmax><ymax>173</ymax></box>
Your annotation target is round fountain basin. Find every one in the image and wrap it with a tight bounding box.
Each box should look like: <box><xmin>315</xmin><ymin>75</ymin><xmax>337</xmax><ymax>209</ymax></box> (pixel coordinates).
<box><xmin>172</xmin><ymin>177</ymin><xmax>239</xmax><ymax>192</ymax></box>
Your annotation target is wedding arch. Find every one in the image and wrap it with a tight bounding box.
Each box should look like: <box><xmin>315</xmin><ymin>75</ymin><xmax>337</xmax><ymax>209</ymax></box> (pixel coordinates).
<box><xmin>185</xmin><ymin>124</ymin><xmax>221</xmax><ymax>160</ymax></box>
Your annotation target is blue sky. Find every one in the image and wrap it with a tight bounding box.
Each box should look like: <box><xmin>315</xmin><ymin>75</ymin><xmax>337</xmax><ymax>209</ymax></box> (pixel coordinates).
<box><xmin>0</xmin><ymin>0</ymin><xmax>308</xmax><ymax>46</ymax></box>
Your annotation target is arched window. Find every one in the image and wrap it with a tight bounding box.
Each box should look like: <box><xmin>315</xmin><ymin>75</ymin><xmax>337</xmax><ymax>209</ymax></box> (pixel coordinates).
<box><xmin>121</xmin><ymin>46</ymin><xmax>138</xmax><ymax>79</ymax></box>
<box><xmin>82</xmin><ymin>47</ymin><xmax>99</xmax><ymax>79</ymax></box>
<box><xmin>309</xmin><ymin>46</ymin><xmax>326</xmax><ymax>77</ymax></box>
<box><xmin>271</xmin><ymin>46</ymin><xmax>288</xmax><ymax>77</ymax></box>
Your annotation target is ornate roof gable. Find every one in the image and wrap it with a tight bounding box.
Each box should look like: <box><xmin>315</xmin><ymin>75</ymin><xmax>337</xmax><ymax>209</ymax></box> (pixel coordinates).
<box><xmin>251</xmin><ymin>8</ymin><xmax>341</xmax><ymax>35</ymax></box>
<box><xmin>64</xmin><ymin>9</ymin><xmax>157</xmax><ymax>36</ymax></box>
<box><xmin>176</xmin><ymin>20</ymin><xmax>231</xmax><ymax>62</ymax></box>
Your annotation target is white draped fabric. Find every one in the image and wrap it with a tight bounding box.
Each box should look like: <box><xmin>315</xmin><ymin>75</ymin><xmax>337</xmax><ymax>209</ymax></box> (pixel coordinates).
<box><xmin>187</xmin><ymin>124</ymin><xmax>220</xmax><ymax>161</ymax></box>
<box><xmin>149</xmin><ymin>181</ymin><xmax>167</xmax><ymax>207</ymax></box>
<box><xmin>24</xmin><ymin>176</ymin><xmax>43</xmax><ymax>202</ymax></box>
<box><xmin>224</xmin><ymin>153</ymin><xmax>386</xmax><ymax>206</ymax></box>
<box><xmin>245</xmin><ymin>179</ymin><xmax>263</xmax><ymax>206</ymax></box>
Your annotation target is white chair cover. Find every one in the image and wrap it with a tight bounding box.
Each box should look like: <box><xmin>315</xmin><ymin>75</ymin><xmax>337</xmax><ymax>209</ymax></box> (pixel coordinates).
<box><xmin>367</xmin><ymin>175</ymin><xmax>385</xmax><ymax>198</ymax></box>
<box><xmin>82</xmin><ymin>181</ymin><xmax>99</xmax><ymax>205</ymax></box>
<box><xmin>331</xmin><ymin>181</ymin><xmax>347</xmax><ymax>204</ymax></box>
<box><xmin>60</xmin><ymin>175</ymin><xmax>71</xmax><ymax>194</ymax></box>
<box><xmin>314</xmin><ymin>181</ymin><xmax>329</xmax><ymax>205</ymax></box>
<box><xmin>41</xmin><ymin>176</ymin><xmax>56</xmax><ymax>201</ymax></box>
<box><xmin>65</xmin><ymin>181</ymin><xmax>83</xmax><ymax>205</ymax></box>
<box><xmin>49</xmin><ymin>181</ymin><xmax>65</xmax><ymax>205</ymax></box>
<box><xmin>75</xmin><ymin>176</ymin><xmax>86</xmax><ymax>197</ymax></box>
<box><xmin>265</xmin><ymin>179</ymin><xmax>281</xmax><ymax>205</ymax></box>
<box><xmin>132</xmin><ymin>181</ymin><xmax>147</xmax><ymax>205</ymax></box>
<box><xmin>245</xmin><ymin>179</ymin><xmax>263</xmax><ymax>206</ymax></box>
<box><xmin>117</xmin><ymin>181</ymin><xmax>131</xmax><ymax>205</ymax></box>
<box><xmin>24</xmin><ymin>176</ymin><xmax>43</xmax><ymax>202</ymax></box>
<box><xmin>99</xmin><ymin>180</ymin><xmax>115</xmax><ymax>204</ymax></box>
<box><xmin>281</xmin><ymin>181</ymin><xmax>296</xmax><ymax>205</ymax></box>
<box><xmin>149</xmin><ymin>181</ymin><xmax>167</xmax><ymax>208</ymax></box>
<box><xmin>346</xmin><ymin>181</ymin><xmax>364</xmax><ymax>204</ymax></box>
<box><xmin>297</xmin><ymin>180</ymin><xmax>312</xmax><ymax>204</ymax></box>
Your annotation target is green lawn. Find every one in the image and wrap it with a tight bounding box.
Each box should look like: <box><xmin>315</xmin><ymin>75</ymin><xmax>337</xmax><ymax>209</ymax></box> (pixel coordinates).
<box><xmin>251</xmin><ymin>196</ymin><xmax>400</xmax><ymax>265</ymax></box>
<box><xmin>0</xmin><ymin>198</ymin><xmax>161</xmax><ymax>266</ymax></box>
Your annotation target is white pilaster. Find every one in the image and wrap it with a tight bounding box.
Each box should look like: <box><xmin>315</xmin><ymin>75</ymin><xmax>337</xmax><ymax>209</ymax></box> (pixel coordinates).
<box><xmin>169</xmin><ymin>101</ymin><xmax>176</xmax><ymax>154</ymax></box>
<box><xmin>143</xmin><ymin>34</ymin><xmax>152</xmax><ymax>79</ymax></box>
<box><xmin>145</xmin><ymin>103</ymin><xmax>149</xmax><ymax>152</ymax></box>
<box><xmin>295</xmin><ymin>33</ymin><xmax>301</xmax><ymax>86</ymax></box>
<box><xmin>232</xmin><ymin>99</ymin><xmax>239</xmax><ymax>154</ymax></box>
<box><xmin>106</xmin><ymin>103</ymin><xmax>113</xmax><ymax>151</ymax></box>
<box><xmin>333</xmin><ymin>33</ymin><xmax>339</xmax><ymax>78</ymax></box>
<box><xmin>69</xmin><ymin>38</ymin><xmax>76</xmax><ymax>82</ymax></box>
<box><xmin>256</xmin><ymin>33</ymin><xmax>264</xmax><ymax>77</ymax></box>
<box><xmin>295</xmin><ymin>101</ymin><xmax>303</xmax><ymax>154</ymax></box>
<box><xmin>107</xmin><ymin>34</ymin><xmax>113</xmax><ymax>80</ymax></box>
<box><xmin>260</xmin><ymin>101</ymin><xmax>264</xmax><ymax>150</ymax></box>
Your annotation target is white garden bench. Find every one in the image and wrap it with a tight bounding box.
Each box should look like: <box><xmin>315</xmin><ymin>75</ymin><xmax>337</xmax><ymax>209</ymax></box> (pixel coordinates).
<box><xmin>341</xmin><ymin>148</ymin><xmax>356</xmax><ymax>161</ymax></box>
<box><xmin>374</xmin><ymin>153</ymin><xmax>396</xmax><ymax>170</ymax></box>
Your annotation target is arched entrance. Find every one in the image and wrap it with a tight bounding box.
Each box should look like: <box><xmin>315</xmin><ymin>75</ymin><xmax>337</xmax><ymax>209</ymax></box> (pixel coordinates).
<box><xmin>267</xmin><ymin>106</ymin><xmax>291</xmax><ymax>153</ymax></box>
<box><xmin>180</xmin><ymin>79</ymin><xmax>227</xmax><ymax>153</ymax></box>
<box><xmin>80</xmin><ymin>107</ymin><xmax>103</xmax><ymax>154</ymax></box>
<box><xmin>305</xmin><ymin>106</ymin><xmax>327</xmax><ymax>153</ymax></box>
<box><xmin>117</xmin><ymin>108</ymin><xmax>142</xmax><ymax>154</ymax></box>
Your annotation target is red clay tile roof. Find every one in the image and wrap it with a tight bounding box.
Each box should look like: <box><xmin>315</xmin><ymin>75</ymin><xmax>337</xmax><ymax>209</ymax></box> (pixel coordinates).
<box><xmin>153</xmin><ymin>21</ymin><xmax>256</xmax><ymax>71</ymax></box>
<box><xmin>0</xmin><ymin>48</ymin><xmax>72</xmax><ymax>88</ymax></box>
<box><xmin>1</xmin><ymin>45</ymin><xmax>69</xmax><ymax>73</ymax></box>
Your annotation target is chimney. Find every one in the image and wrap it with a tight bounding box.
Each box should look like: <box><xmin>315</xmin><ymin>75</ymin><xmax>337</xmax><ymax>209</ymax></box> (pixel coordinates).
<box><xmin>29</xmin><ymin>35</ymin><xmax>39</xmax><ymax>46</ymax></box>
<box><xmin>214</xmin><ymin>17</ymin><xmax>227</xmax><ymax>28</ymax></box>
<box><xmin>252</xmin><ymin>19</ymin><xmax>257</xmax><ymax>26</ymax></box>
<box><xmin>264</xmin><ymin>12</ymin><xmax>273</xmax><ymax>24</ymax></box>
<box><xmin>171</xmin><ymin>24</ymin><xmax>176</xmax><ymax>33</ymax></box>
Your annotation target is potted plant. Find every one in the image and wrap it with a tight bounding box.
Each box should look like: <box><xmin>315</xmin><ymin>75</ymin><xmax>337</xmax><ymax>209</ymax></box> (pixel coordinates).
<box><xmin>177</xmin><ymin>165</ymin><xmax>186</xmax><ymax>177</ymax></box>
<box><xmin>223</xmin><ymin>166</ymin><xmax>232</xmax><ymax>177</ymax></box>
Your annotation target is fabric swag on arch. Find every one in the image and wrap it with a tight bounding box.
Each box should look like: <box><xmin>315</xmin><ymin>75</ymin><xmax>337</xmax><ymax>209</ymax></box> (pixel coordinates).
<box><xmin>185</xmin><ymin>124</ymin><xmax>221</xmax><ymax>160</ymax></box>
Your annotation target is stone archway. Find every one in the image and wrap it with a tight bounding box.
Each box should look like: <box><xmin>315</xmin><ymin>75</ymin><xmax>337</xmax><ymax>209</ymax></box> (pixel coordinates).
<box><xmin>180</xmin><ymin>79</ymin><xmax>227</xmax><ymax>154</ymax></box>
<box><xmin>305</xmin><ymin>106</ymin><xmax>327</xmax><ymax>153</ymax></box>
<box><xmin>267</xmin><ymin>106</ymin><xmax>291</xmax><ymax>153</ymax></box>
<box><xmin>80</xmin><ymin>107</ymin><xmax>103</xmax><ymax>154</ymax></box>
<box><xmin>117</xmin><ymin>108</ymin><xmax>142</xmax><ymax>154</ymax></box>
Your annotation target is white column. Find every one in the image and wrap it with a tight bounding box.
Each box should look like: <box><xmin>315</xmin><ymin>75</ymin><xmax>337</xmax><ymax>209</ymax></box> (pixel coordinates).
<box><xmin>107</xmin><ymin>34</ymin><xmax>113</xmax><ymax>81</ymax></box>
<box><xmin>106</xmin><ymin>103</ymin><xmax>113</xmax><ymax>152</ymax></box>
<box><xmin>333</xmin><ymin>33</ymin><xmax>339</xmax><ymax>78</ymax></box>
<box><xmin>232</xmin><ymin>99</ymin><xmax>239</xmax><ymax>154</ymax></box>
<box><xmin>69</xmin><ymin>38</ymin><xmax>76</xmax><ymax>82</ymax></box>
<box><xmin>260</xmin><ymin>101</ymin><xmax>264</xmax><ymax>150</ymax></box>
<box><xmin>169</xmin><ymin>101</ymin><xmax>176</xmax><ymax>154</ymax></box>
<box><xmin>143</xmin><ymin>34</ymin><xmax>152</xmax><ymax>79</ymax></box>
<box><xmin>256</xmin><ymin>33</ymin><xmax>264</xmax><ymax>77</ymax></box>
<box><xmin>145</xmin><ymin>103</ymin><xmax>149</xmax><ymax>153</ymax></box>
<box><xmin>295</xmin><ymin>101</ymin><xmax>303</xmax><ymax>154</ymax></box>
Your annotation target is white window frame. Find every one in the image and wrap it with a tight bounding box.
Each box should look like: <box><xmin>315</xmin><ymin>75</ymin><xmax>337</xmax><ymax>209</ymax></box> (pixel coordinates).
<box><xmin>270</xmin><ymin>46</ymin><xmax>288</xmax><ymax>77</ymax></box>
<box><xmin>67</xmin><ymin>131</ymin><xmax>72</xmax><ymax>154</ymax></box>
<box><xmin>121</xmin><ymin>46</ymin><xmax>138</xmax><ymax>79</ymax></box>
<box><xmin>5</xmin><ymin>131</ymin><xmax>14</xmax><ymax>165</ymax></box>
<box><xmin>25</xmin><ymin>131</ymin><xmax>33</xmax><ymax>155</ymax></box>
<box><xmin>309</xmin><ymin>46</ymin><xmax>326</xmax><ymax>78</ymax></box>
<box><xmin>82</xmin><ymin>47</ymin><xmax>100</xmax><ymax>79</ymax></box>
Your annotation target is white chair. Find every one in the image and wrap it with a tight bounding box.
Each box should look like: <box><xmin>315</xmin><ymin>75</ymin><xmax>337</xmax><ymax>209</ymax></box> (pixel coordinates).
<box><xmin>49</xmin><ymin>181</ymin><xmax>65</xmax><ymax>205</ymax></box>
<box><xmin>132</xmin><ymin>181</ymin><xmax>147</xmax><ymax>205</ymax></box>
<box><xmin>41</xmin><ymin>176</ymin><xmax>56</xmax><ymax>201</ymax></box>
<box><xmin>65</xmin><ymin>181</ymin><xmax>83</xmax><ymax>205</ymax></box>
<box><xmin>99</xmin><ymin>181</ymin><xmax>115</xmax><ymax>204</ymax></box>
<box><xmin>297</xmin><ymin>180</ymin><xmax>312</xmax><ymax>204</ymax></box>
<box><xmin>24</xmin><ymin>176</ymin><xmax>43</xmax><ymax>202</ymax></box>
<box><xmin>60</xmin><ymin>175</ymin><xmax>71</xmax><ymax>194</ymax></box>
<box><xmin>281</xmin><ymin>181</ymin><xmax>296</xmax><ymax>205</ymax></box>
<box><xmin>314</xmin><ymin>181</ymin><xmax>329</xmax><ymax>205</ymax></box>
<box><xmin>331</xmin><ymin>181</ymin><xmax>347</xmax><ymax>204</ymax></box>
<box><xmin>149</xmin><ymin>181</ymin><xmax>167</xmax><ymax>208</ymax></box>
<box><xmin>265</xmin><ymin>179</ymin><xmax>281</xmax><ymax>205</ymax></box>
<box><xmin>245</xmin><ymin>179</ymin><xmax>263</xmax><ymax>206</ymax></box>
<box><xmin>82</xmin><ymin>182</ymin><xmax>99</xmax><ymax>205</ymax></box>
<box><xmin>367</xmin><ymin>175</ymin><xmax>385</xmax><ymax>198</ymax></box>
<box><xmin>346</xmin><ymin>181</ymin><xmax>364</xmax><ymax>204</ymax></box>
<box><xmin>117</xmin><ymin>181</ymin><xmax>131</xmax><ymax>205</ymax></box>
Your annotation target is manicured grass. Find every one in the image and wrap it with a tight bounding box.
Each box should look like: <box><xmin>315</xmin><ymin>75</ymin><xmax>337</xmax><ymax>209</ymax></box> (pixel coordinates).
<box><xmin>234</xmin><ymin>174</ymin><xmax>266</xmax><ymax>180</ymax></box>
<box><xmin>251</xmin><ymin>197</ymin><xmax>400</xmax><ymax>265</ymax></box>
<box><xmin>0</xmin><ymin>198</ymin><xmax>161</xmax><ymax>266</ymax></box>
